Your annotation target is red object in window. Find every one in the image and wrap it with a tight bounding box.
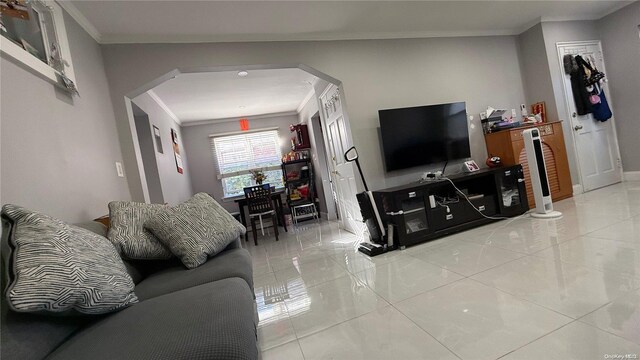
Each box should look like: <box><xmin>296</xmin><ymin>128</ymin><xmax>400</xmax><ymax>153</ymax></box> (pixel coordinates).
<box><xmin>240</xmin><ymin>119</ymin><xmax>249</xmax><ymax>131</ymax></box>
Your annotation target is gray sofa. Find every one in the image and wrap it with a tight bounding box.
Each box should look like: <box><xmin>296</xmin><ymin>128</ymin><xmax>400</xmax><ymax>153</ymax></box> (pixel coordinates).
<box><xmin>1</xmin><ymin>221</ymin><xmax>259</xmax><ymax>360</ymax></box>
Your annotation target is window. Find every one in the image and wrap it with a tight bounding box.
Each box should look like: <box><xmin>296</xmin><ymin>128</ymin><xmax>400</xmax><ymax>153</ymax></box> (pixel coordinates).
<box><xmin>211</xmin><ymin>129</ymin><xmax>284</xmax><ymax>198</ymax></box>
<box><xmin>1</xmin><ymin>0</ymin><xmax>76</xmax><ymax>86</ymax></box>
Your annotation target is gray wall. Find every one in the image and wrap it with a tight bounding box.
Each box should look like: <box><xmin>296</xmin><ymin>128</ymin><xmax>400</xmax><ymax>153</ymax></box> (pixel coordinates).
<box><xmin>517</xmin><ymin>24</ymin><xmax>558</xmax><ymax>122</ymax></box>
<box><xmin>132</xmin><ymin>107</ymin><xmax>164</xmax><ymax>204</ymax></box>
<box><xmin>181</xmin><ymin>114</ymin><xmax>298</xmax><ymax>212</ymax></box>
<box><xmin>132</xmin><ymin>93</ymin><xmax>193</xmax><ymax>205</ymax></box>
<box><xmin>101</xmin><ymin>36</ymin><xmax>527</xmax><ymax>195</ymax></box>
<box><xmin>0</xmin><ymin>12</ymin><xmax>130</xmax><ymax>222</ymax></box>
<box><xmin>598</xmin><ymin>1</ymin><xmax>640</xmax><ymax>171</ymax></box>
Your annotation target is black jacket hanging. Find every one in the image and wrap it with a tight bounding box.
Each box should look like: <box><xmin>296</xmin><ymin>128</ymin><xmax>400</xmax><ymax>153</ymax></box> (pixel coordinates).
<box><xmin>570</xmin><ymin>55</ymin><xmax>593</xmax><ymax>115</ymax></box>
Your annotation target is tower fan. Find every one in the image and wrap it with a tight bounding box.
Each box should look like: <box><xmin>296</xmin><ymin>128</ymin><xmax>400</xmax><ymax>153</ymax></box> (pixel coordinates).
<box><xmin>522</xmin><ymin>128</ymin><xmax>562</xmax><ymax>218</ymax></box>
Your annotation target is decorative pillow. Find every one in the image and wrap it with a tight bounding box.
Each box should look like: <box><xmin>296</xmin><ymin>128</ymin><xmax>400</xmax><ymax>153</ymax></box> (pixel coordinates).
<box><xmin>1</xmin><ymin>204</ymin><xmax>138</xmax><ymax>315</ymax></box>
<box><xmin>145</xmin><ymin>193</ymin><xmax>246</xmax><ymax>269</ymax></box>
<box><xmin>108</xmin><ymin>201</ymin><xmax>173</xmax><ymax>260</ymax></box>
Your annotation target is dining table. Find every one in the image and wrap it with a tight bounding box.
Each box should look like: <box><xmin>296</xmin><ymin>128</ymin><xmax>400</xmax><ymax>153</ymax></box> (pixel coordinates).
<box><xmin>233</xmin><ymin>188</ymin><xmax>288</xmax><ymax>235</ymax></box>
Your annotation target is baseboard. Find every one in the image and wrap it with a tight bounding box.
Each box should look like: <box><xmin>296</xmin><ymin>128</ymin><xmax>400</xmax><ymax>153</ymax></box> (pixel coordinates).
<box><xmin>623</xmin><ymin>171</ymin><xmax>640</xmax><ymax>182</ymax></box>
<box><xmin>572</xmin><ymin>184</ymin><xmax>584</xmax><ymax>195</ymax></box>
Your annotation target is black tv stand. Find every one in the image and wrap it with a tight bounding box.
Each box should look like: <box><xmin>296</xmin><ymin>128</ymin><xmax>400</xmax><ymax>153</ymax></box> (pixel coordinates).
<box><xmin>373</xmin><ymin>165</ymin><xmax>528</xmax><ymax>249</ymax></box>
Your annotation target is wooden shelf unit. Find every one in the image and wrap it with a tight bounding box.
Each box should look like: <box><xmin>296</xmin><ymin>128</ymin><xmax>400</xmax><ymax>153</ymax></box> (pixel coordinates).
<box><xmin>484</xmin><ymin>121</ymin><xmax>572</xmax><ymax>208</ymax></box>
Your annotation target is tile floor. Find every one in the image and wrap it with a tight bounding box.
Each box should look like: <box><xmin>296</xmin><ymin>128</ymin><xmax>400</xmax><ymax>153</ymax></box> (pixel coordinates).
<box><xmin>246</xmin><ymin>181</ymin><xmax>640</xmax><ymax>360</ymax></box>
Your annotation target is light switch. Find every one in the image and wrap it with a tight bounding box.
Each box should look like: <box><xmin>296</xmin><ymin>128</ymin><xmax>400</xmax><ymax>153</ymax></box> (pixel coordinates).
<box><xmin>115</xmin><ymin>162</ymin><xmax>125</xmax><ymax>177</ymax></box>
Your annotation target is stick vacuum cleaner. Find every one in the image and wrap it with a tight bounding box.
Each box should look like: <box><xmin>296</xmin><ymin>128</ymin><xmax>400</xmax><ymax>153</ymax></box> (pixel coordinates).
<box><xmin>344</xmin><ymin>147</ymin><xmax>388</xmax><ymax>256</ymax></box>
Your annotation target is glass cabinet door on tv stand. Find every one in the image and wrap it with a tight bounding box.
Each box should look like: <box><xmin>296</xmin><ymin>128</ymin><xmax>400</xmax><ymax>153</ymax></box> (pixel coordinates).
<box><xmin>496</xmin><ymin>166</ymin><xmax>529</xmax><ymax>217</ymax></box>
<box><xmin>393</xmin><ymin>191</ymin><xmax>430</xmax><ymax>244</ymax></box>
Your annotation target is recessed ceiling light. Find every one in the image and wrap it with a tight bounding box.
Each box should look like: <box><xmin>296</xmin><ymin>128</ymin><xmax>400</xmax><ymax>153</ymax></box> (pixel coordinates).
<box><xmin>239</xmin><ymin>106</ymin><xmax>246</xmax><ymax>109</ymax></box>
<box><xmin>237</xmin><ymin>70</ymin><xmax>249</xmax><ymax>77</ymax></box>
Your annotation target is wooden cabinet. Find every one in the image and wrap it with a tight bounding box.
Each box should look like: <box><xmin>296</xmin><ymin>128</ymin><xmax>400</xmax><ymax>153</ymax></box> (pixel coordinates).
<box><xmin>484</xmin><ymin>121</ymin><xmax>572</xmax><ymax>208</ymax></box>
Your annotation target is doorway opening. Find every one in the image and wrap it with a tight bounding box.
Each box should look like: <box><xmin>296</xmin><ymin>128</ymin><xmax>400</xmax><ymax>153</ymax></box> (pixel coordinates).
<box><xmin>124</xmin><ymin>64</ymin><xmax>362</xmax><ymax>234</ymax></box>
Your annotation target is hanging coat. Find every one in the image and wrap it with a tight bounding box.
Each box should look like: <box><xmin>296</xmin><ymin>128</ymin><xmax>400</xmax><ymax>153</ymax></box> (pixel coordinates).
<box><xmin>571</xmin><ymin>55</ymin><xmax>593</xmax><ymax>115</ymax></box>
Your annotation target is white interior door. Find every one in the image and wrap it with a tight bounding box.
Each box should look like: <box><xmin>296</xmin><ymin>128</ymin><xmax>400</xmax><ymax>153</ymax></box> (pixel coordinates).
<box><xmin>320</xmin><ymin>84</ymin><xmax>361</xmax><ymax>234</ymax></box>
<box><xmin>557</xmin><ymin>41</ymin><xmax>622</xmax><ymax>192</ymax></box>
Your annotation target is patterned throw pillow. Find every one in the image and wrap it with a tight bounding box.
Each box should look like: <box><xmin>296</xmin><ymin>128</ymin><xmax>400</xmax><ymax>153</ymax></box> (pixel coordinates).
<box><xmin>108</xmin><ymin>201</ymin><xmax>173</xmax><ymax>260</ymax></box>
<box><xmin>1</xmin><ymin>205</ymin><xmax>138</xmax><ymax>315</ymax></box>
<box><xmin>145</xmin><ymin>193</ymin><xmax>246</xmax><ymax>269</ymax></box>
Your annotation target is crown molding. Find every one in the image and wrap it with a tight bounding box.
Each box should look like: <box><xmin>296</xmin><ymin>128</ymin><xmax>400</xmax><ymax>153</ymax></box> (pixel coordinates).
<box><xmin>181</xmin><ymin>111</ymin><xmax>298</xmax><ymax>127</ymax></box>
<box><xmin>56</xmin><ymin>1</ymin><xmax>102</xmax><ymax>43</ymax></box>
<box><xmin>296</xmin><ymin>88</ymin><xmax>317</xmax><ymax>114</ymax></box>
<box><xmin>540</xmin><ymin>15</ymin><xmax>601</xmax><ymax>23</ymax></box>
<box><xmin>147</xmin><ymin>90</ymin><xmax>182</xmax><ymax>125</ymax></box>
<box><xmin>98</xmin><ymin>29</ymin><xmax>519</xmax><ymax>45</ymax></box>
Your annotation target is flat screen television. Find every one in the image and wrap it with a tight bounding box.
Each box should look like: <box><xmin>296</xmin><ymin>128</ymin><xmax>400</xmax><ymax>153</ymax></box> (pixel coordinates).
<box><xmin>379</xmin><ymin>102</ymin><xmax>470</xmax><ymax>172</ymax></box>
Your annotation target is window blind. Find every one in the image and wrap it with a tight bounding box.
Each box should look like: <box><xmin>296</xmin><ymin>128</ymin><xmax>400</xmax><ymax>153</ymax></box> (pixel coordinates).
<box><xmin>211</xmin><ymin>130</ymin><xmax>282</xmax><ymax>180</ymax></box>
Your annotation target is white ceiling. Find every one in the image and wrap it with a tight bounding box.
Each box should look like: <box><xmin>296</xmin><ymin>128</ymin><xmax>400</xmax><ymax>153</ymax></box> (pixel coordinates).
<box><xmin>64</xmin><ymin>1</ymin><xmax>632</xmax><ymax>44</ymax></box>
<box><xmin>147</xmin><ymin>68</ymin><xmax>318</xmax><ymax>123</ymax></box>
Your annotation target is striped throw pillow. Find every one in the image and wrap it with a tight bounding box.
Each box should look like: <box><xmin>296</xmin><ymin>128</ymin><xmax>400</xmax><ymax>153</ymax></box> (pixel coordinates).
<box><xmin>145</xmin><ymin>193</ymin><xmax>246</xmax><ymax>269</ymax></box>
<box><xmin>2</xmin><ymin>205</ymin><xmax>138</xmax><ymax>315</ymax></box>
<box><xmin>108</xmin><ymin>201</ymin><xmax>173</xmax><ymax>260</ymax></box>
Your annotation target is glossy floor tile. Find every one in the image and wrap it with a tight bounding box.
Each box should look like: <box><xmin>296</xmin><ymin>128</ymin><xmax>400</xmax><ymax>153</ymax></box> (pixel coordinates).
<box><xmin>283</xmin><ymin>274</ymin><xmax>388</xmax><ymax>338</ymax></box>
<box><xmin>500</xmin><ymin>321</ymin><xmax>640</xmax><ymax>360</ymax></box>
<box><xmin>242</xmin><ymin>182</ymin><xmax>640</xmax><ymax>359</ymax></box>
<box><xmin>410</xmin><ymin>241</ymin><xmax>525</xmax><ymax>276</ymax></box>
<box><xmin>262</xmin><ymin>340</ymin><xmax>305</xmax><ymax>360</ymax></box>
<box><xmin>273</xmin><ymin>256</ymin><xmax>350</xmax><ymax>288</ymax></box>
<box><xmin>580</xmin><ymin>289</ymin><xmax>640</xmax><ymax>345</ymax></box>
<box><xmin>354</xmin><ymin>256</ymin><xmax>464</xmax><ymax>303</ymax></box>
<box><xmin>298</xmin><ymin>306</ymin><xmax>459</xmax><ymax>360</ymax></box>
<box><xmin>395</xmin><ymin>279</ymin><xmax>571</xmax><ymax>360</ymax></box>
<box><xmin>330</xmin><ymin>247</ymin><xmax>414</xmax><ymax>274</ymax></box>
<box><xmin>588</xmin><ymin>216</ymin><xmax>640</xmax><ymax>244</ymax></box>
<box><xmin>532</xmin><ymin>236</ymin><xmax>640</xmax><ymax>277</ymax></box>
<box><xmin>459</xmin><ymin>217</ymin><xmax>582</xmax><ymax>254</ymax></box>
<box><xmin>254</xmin><ymin>273</ymin><xmax>298</xmax><ymax>350</ymax></box>
<box><xmin>258</xmin><ymin>320</ymin><xmax>297</xmax><ymax>351</ymax></box>
<box><xmin>471</xmin><ymin>255</ymin><xmax>640</xmax><ymax>318</ymax></box>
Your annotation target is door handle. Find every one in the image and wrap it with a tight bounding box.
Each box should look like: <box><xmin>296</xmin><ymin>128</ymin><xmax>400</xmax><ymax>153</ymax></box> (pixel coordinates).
<box><xmin>574</xmin><ymin>124</ymin><xmax>583</xmax><ymax>131</ymax></box>
<box><xmin>331</xmin><ymin>170</ymin><xmax>340</xmax><ymax>175</ymax></box>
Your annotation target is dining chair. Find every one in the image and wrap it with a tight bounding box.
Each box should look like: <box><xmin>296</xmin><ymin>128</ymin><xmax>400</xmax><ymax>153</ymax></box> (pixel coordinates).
<box><xmin>243</xmin><ymin>184</ymin><xmax>279</xmax><ymax>246</ymax></box>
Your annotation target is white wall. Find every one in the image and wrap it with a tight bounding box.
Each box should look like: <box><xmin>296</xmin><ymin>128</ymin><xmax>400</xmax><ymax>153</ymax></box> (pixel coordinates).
<box><xmin>101</xmin><ymin>36</ymin><xmax>527</xmax><ymax>197</ymax></box>
<box><xmin>598</xmin><ymin>1</ymin><xmax>640</xmax><ymax>171</ymax></box>
<box><xmin>0</xmin><ymin>12</ymin><xmax>130</xmax><ymax>222</ymax></box>
<box><xmin>131</xmin><ymin>93</ymin><xmax>193</xmax><ymax>205</ymax></box>
<box><xmin>181</xmin><ymin>114</ymin><xmax>298</xmax><ymax>212</ymax></box>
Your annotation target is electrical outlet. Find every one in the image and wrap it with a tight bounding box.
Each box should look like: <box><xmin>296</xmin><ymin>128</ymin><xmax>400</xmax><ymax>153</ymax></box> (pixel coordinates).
<box><xmin>115</xmin><ymin>162</ymin><xmax>125</xmax><ymax>177</ymax></box>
